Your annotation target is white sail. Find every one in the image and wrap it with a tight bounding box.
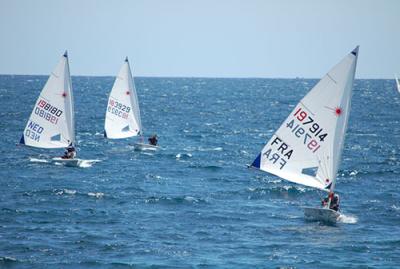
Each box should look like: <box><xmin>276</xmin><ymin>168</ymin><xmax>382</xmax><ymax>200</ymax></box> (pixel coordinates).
<box><xmin>251</xmin><ymin>47</ymin><xmax>359</xmax><ymax>191</ymax></box>
<box><xmin>395</xmin><ymin>75</ymin><xmax>400</xmax><ymax>93</ymax></box>
<box><xmin>20</xmin><ymin>51</ymin><xmax>75</xmax><ymax>148</ymax></box>
<box><xmin>104</xmin><ymin>57</ymin><xmax>142</xmax><ymax>139</ymax></box>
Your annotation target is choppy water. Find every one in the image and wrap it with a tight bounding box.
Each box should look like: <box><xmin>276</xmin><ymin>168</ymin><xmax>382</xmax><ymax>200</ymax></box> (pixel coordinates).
<box><xmin>0</xmin><ymin>75</ymin><xmax>399</xmax><ymax>268</ymax></box>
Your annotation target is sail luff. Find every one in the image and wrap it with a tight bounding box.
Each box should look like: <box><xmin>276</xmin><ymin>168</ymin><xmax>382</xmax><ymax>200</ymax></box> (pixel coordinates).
<box><xmin>329</xmin><ymin>46</ymin><xmax>359</xmax><ymax>192</ymax></box>
<box><xmin>127</xmin><ymin>60</ymin><xmax>142</xmax><ymax>133</ymax></box>
<box><xmin>64</xmin><ymin>51</ymin><xmax>75</xmax><ymax>145</ymax></box>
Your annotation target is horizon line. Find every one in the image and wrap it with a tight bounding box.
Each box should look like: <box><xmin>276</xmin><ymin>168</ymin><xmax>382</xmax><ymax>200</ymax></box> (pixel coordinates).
<box><xmin>0</xmin><ymin>73</ymin><xmax>395</xmax><ymax>80</ymax></box>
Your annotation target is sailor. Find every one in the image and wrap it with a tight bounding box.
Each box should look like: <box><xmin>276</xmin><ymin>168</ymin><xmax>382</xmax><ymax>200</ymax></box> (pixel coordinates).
<box><xmin>322</xmin><ymin>192</ymin><xmax>339</xmax><ymax>211</ymax></box>
<box><xmin>330</xmin><ymin>193</ymin><xmax>340</xmax><ymax>211</ymax></box>
<box><xmin>62</xmin><ymin>146</ymin><xmax>76</xmax><ymax>159</ymax></box>
<box><xmin>148</xmin><ymin>134</ymin><xmax>158</xmax><ymax>146</ymax></box>
<box><xmin>321</xmin><ymin>196</ymin><xmax>329</xmax><ymax>207</ymax></box>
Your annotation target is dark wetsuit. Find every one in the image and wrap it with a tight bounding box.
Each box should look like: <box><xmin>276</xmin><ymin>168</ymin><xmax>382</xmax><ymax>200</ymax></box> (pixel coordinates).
<box><xmin>148</xmin><ymin>136</ymin><xmax>158</xmax><ymax>146</ymax></box>
<box><xmin>62</xmin><ymin>148</ymin><xmax>76</xmax><ymax>159</ymax></box>
<box><xmin>321</xmin><ymin>195</ymin><xmax>339</xmax><ymax>211</ymax></box>
<box><xmin>330</xmin><ymin>195</ymin><xmax>339</xmax><ymax>211</ymax></box>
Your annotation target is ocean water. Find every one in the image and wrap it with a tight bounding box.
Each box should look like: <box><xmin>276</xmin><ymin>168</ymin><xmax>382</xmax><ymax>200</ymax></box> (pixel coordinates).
<box><xmin>0</xmin><ymin>75</ymin><xmax>399</xmax><ymax>268</ymax></box>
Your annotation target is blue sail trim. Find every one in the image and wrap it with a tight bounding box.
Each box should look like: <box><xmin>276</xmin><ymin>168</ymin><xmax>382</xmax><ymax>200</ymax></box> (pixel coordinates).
<box><xmin>251</xmin><ymin>153</ymin><xmax>261</xmax><ymax>168</ymax></box>
<box><xmin>19</xmin><ymin>135</ymin><xmax>25</xmax><ymax>145</ymax></box>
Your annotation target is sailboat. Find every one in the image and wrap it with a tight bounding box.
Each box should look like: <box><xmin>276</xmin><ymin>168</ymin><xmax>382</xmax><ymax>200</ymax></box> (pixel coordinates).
<box><xmin>250</xmin><ymin>47</ymin><xmax>359</xmax><ymax>223</ymax></box>
<box><xmin>395</xmin><ymin>75</ymin><xmax>400</xmax><ymax>93</ymax></box>
<box><xmin>104</xmin><ymin>57</ymin><xmax>158</xmax><ymax>151</ymax></box>
<box><xmin>20</xmin><ymin>51</ymin><xmax>82</xmax><ymax>166</ymax></box>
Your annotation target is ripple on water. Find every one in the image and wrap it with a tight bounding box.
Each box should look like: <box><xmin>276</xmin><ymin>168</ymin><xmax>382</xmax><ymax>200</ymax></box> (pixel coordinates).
<box><xmin>1</xmin><ymin>77</ymin><xmax>399</xmax><ymax>268</ymax></box>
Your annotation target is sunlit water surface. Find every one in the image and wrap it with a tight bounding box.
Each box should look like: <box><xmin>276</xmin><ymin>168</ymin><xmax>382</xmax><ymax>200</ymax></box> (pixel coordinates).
<box><xmin>0</xmin><ymin>75</ymin><xmax>399</xmax><ymax>268</ymax></box>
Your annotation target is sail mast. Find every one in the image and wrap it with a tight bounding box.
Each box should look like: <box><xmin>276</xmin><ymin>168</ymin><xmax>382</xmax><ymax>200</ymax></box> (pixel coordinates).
<box><xmin>63</xmin><ymin>50</ymin><xmax>75</xmax><ymax>146</ymax></box>
<box><xmin>126</xmin><ymin>57</ymin><xmax>143</xmax><ymax>134</ymax></box>
<box><xmin>329</xmin><ymin>46</ymin><xmax>359</xmax><ymax>192</ymax></box>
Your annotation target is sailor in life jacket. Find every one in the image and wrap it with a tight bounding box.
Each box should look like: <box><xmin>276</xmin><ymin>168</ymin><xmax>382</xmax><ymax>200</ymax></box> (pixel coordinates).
<box><xmin>322</xmin><ymin>192</ymin><xmax>340</xmax><ymax>211</ymax></box>
<box><xmin>148</xmin><ymin>134</ymin><xmax>158</xmax><ymax>146</ymax></box>
<box><xmin>62</xmin><ymin>146</ymin><xmax>76</xmax><ymax>159</ymax></box>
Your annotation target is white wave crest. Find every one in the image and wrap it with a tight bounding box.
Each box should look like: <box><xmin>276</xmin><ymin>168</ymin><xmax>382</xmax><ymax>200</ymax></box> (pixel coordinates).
<box><xmin>56</xmin><ymin>189</ymin><xmax>77</xmax><ymax>195</ymax></box>
<box><xmin>349</xmin><ymin>170</ymin><xmax>358</xmax><ymax>176</ymax></box>
<box><xmin>29</xmin><ymin>157</ymin><xmax>49</xmax><ymax>163</ymax></box>
<box><xmin>184</xmin><ymin>196</ymin><xmax>197</xmax><ymax>202</ymax></box>
<box><xmin>338</xmin><ymin>213</ymin><xmax>358</xmax><ymax>224</ymax></box>
<box><xmin>197</xmin><ymin>146</ymin><xmax>223</xmax><ymax>152</ymax></box>
<box><xmin>391</xmin><ymin>204</ymin><xmax>400</xmax><ymax>211</ymax></box>
<box><xmin>88</xmin><ymin>192</ymin><xmax>104</xmax><ymax>198</ymax></box>
<box><xmin>78</xmin><ymin>159</ymin><xmax>101</xmax><ymax>168</ymax></box>
<box><xmin>176</xmin><ymin>153</ymin><xmax>192</xmax><ymax>159</ymax></box>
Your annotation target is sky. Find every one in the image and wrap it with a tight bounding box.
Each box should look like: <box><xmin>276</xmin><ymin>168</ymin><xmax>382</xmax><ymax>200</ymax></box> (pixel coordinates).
<box><xmin>0</xmin><ymin>0</ymin><xmax>399</xmax><ymax>78</ymax></box>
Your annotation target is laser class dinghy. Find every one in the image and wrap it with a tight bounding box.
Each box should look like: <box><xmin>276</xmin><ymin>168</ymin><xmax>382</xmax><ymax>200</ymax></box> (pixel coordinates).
<box><xmin>20</xmin><ymin>51</ymin><xmax>84</xmax><ymax>167</ymax></box>
<box><xmin>104</xmin><ymin>57</ymin><xmax>159</xmax><ymax>151</ymax></box>
<box><xmin>250</xmin><ymin>47</ymin><xmax>359</xmax><ymax>223</ymax></box>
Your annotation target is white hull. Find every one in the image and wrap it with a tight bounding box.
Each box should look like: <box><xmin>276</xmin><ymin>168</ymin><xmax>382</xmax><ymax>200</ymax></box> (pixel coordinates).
<box><xmin>303</xmin><ymin>207</ymin><xmax>340</xmax><ymax>223</ymax></box>
<box><xmin>134</xmin><ymin>143</ymin><xmax>159</xmax><ymax>151</ymax></box>
<box><xmin>52</xmin><ymin>157</ymin><xmax>82</xmax><ymax>167</ymax></box>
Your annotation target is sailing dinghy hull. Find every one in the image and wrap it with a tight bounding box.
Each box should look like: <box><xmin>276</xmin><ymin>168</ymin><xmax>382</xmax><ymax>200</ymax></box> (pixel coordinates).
<box><xmin>303</xmin><ymin>207</ymin><xmax>339</xmax><ymax>223</ymax></box>
<box><xmin>134</xmin><ymin>143</ymin><xmax>159</xmax><ymax>151</ymax></box>
<box><xmin>52</xmin><ymin>157</ymin><xmax>82</xmax><ymax>167</ymax></box>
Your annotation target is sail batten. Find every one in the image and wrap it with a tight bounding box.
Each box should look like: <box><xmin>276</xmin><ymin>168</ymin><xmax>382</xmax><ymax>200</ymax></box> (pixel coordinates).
<box><xmin>251</xmin><ymin>47</ymin><xmax>359</xmax><ymax>192</ymax></box>
<box><xmin>20</xmin><ymin>52</ymin><xmax>74</xmax><ymax>148</ymax></box>
<box><xmin>104</xmin><ymin>59</ymin><xmax>142</xmax><ymax>139</ymax></box>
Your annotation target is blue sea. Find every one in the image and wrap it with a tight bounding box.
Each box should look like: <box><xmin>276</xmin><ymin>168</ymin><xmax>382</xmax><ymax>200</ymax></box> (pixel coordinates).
<box><xmin>0</xmin><ymin>75</ymin><xmax>399</xmax><ymax>268</ymax></box>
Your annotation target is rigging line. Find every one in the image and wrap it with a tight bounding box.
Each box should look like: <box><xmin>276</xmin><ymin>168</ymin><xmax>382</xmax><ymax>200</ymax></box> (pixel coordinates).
<box><xmin>299</xmin><ymin>102</ymin><xmax>315</xmax><ymax>116</ymax></box>
<box><xmin>325</xmin><ymin>145</ymin><xmax>335</xmax><ymax>184</ymax></box>
<box><xmin>51</xmin><ymin>72</ymin><xmax>60</xmax><ymax>78</ymax></box>
<box><xmin>317</xmin><ymin>150</ymin><xmax>330</xmax><ymax>185</ymax></box>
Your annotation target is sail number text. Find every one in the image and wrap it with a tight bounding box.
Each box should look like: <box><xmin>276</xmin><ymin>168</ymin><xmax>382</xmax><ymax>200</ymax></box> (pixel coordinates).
<box><xmin>34</xmin><ymin>99</ymin><xmax>63</xmax><ymax>125</ymax></box>
<box><xmin>108</xmin><ymin>99</ymin><xmax>131</xmax><ymax>119</ymax></box>
<box><xmin>286</xmin><ymin>107</ymin><xmax>328</xmax><ymax>153</ymax></box>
